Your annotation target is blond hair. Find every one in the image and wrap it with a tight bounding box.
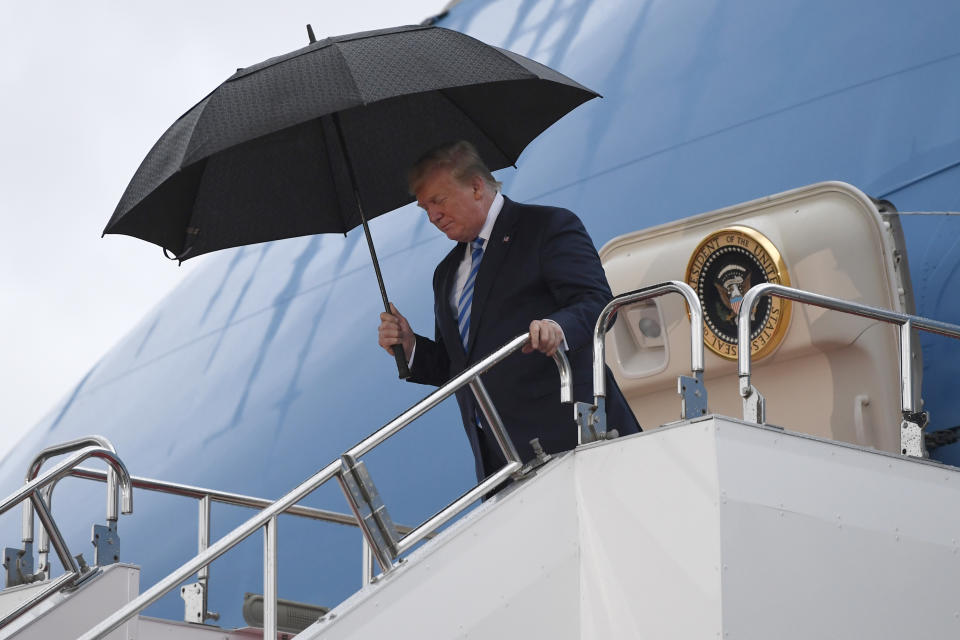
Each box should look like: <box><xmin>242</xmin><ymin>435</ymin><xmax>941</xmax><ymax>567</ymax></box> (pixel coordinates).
<box><xmin>408</xmin><ymin>140</ymin><xmax>502</xmax><ymax>195</ymax></box>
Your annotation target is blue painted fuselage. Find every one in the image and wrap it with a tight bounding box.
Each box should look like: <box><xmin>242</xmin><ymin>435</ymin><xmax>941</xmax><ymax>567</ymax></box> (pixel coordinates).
<box><xmin>2</xmin><ymin>0</ymin><xmax>958</xmax><ymax>627</ymax></box>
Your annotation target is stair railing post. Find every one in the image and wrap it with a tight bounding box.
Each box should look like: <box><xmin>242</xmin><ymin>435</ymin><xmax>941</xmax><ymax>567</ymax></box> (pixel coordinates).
<box><xmin>264</xmin><ymin>516</ymin><xmax>278</xmax><ymax>639</ymax></box>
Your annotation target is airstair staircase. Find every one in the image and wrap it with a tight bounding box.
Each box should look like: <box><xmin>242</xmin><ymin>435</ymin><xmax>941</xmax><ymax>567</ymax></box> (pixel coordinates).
<box><xmin>2</xmin><ymin>282</ymin><xmax>960</xmax><ymax>639</ymax></box>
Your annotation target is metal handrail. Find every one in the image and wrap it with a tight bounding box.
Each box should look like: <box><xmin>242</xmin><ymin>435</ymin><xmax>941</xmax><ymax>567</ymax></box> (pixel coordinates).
<box><xmin>67</xmin><ymin>465</ymin><xmax>425</xmax><ymax>623</ymax></box>
<box><xmin>344</xmin><ymin>334</ymin><xmax>571</xmax><ymax>459</ymax></box>
<box><xmin>79</xmin><ymin>459</ymin><xmax>342</xmax><ymax>640</ymax></box>
<box><xmin>1</xmin><ymin>447</ymin><xmax>133</xmax><ymax>543</ymax></box>
<box><xmin>79</xmin><ymin>334</ymin><xmax>572</xmax><ymax>640</ymax></box>
<box><xmin>68</xmin><ymin>467</ymin><xmax>367</xmax><ymax>528</ymax></box>
<box><xmin>592</xmin><ymin>281</ymin><xmax>705</xmax><ymax>398</ymax></box>
<box><xmin>736</xmin><ymin>283</ymin><xmax>960</xmax><ymax>454</ymax></box>
<box><xmin>12</xmin><ymin>445</ymin><xmax>436</xmax><ymax>625</ymax></box>
<box><xmin>0</xmin><ymin>446</ymin><xmax>132</xmax><ymax>630</ymax></box>
<box><xmin>23</xmin><ymin>436</ymin><xmax>118</xmax><ymax>544</ymax></box>
<box><xmin>578</xmin><ymin>281</ymin><xmax>705</xmax><ymax>441</ymax></box>
<box><xmin>21</xmin><ymin>436</ymin><xmax>120</xmax><ymax>580</ymax></box>
<box><xmin>9</xmin><ymin>436</ymin><xmax>383</xmax><ymax>625</ymax></box>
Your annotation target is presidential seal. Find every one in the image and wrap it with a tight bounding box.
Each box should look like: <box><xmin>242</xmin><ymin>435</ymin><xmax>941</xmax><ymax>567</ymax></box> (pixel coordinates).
<box><xmin>685</xmin><ymin>226</ymin><xmax>791</xmax><ymax>360</ymax></box>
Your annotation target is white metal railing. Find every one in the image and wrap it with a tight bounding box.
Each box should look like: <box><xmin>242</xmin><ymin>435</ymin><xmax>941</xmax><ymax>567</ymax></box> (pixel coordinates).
<box><xmin>10</xmin><ymin>434</ymin><xmax>395</xmax><ymax>626</ymax></box>
<box><xmin>736</xmin><ymin>283</ymin><xmax>960</xmax><ymax>456</ymax></box>
<box><xmin>63</xmin><ymin>464</ymin><xmax>422</xmax><ymax>624</ymax></box>
<box><xmin>78</xmin><ymin>333</ymin><xmax>571</xmax><ymax>640</ymax></box>
<box><xmin>577</xmin><ymin>281</ymin><xmax>707</xmax><ymax>442</ymax></box>
<box><xmin>18</xmin><ymin>436</ymin><xmax>121</xmax><ymax>582</ymax></box>
<box><xmin>0</xmin><ymin>446</ymin><xmax>133</xmax><ymax>630</ymax></box>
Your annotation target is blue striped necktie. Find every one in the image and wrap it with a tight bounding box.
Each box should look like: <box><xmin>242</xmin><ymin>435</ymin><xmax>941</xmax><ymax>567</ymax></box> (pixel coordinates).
<box><xmin>457</xmin><ymin>238</ymin><xmax>485</xmax><ymax>350</ymax></box>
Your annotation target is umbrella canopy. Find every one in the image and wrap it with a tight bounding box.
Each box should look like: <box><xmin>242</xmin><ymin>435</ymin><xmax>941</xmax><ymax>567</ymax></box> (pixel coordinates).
<box><xmin>104</xmin><ymin>24</ymin><xmax>598</xmax><ymax>259</ymax></box>
<box><xmin>104</xmin><ymin>24</ymin><xmax>598</xmax><ymax>377</ymax></box>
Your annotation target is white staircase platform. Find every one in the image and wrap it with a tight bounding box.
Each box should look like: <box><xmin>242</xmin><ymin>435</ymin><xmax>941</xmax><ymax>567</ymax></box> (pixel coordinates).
<box><xmin>7</xmin><ymin>418</ymin><xmax>959</xmax><ymax>638</ymax></box>
<box><xmin>0</xmin><ymin>564</ymin><xmax>139</xmax><ymax>640</ymax></box>
<box><xmin>299</xmin><ymin>417</ymin><xmax>960</xmax><ymax>639</ymax></box>
<box><xmin>1</xmin><ymin>565</ymin><xmax>265</xmax><ymax>639</ymax></box>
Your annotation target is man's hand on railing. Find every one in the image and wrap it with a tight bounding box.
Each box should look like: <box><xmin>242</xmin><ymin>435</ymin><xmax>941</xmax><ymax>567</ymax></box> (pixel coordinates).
<box><xmin>378</xmin><ymin>303</ymin><xmax>415</xmax><ymax>362</ymax></box>
<box><xmin>521</xmin><ymin>319</ymin><xmax>565</xmax><ymax>357</ymax></box>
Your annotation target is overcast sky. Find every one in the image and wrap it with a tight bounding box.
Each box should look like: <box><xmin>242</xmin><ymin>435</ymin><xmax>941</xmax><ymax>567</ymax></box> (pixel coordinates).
<box><xmin>0</xmin><ymin>0</ymin><xmax>446</xmax><ymax>444</ymax></box>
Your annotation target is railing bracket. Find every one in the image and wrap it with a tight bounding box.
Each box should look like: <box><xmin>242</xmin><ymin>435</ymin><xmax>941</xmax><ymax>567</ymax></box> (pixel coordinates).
<box><xmin>519</xmin><ymin>438</ymin><xmax>553</xmax><ymax>475</ymax></box>
<box><xmin>92</xmin><ymin>521</ymin><xmax>120</xmax><ymax>566</ymax></box>
<box><xmin>338</xmin><ymin>454</ymin><xmax>399</xmax><ymax>573</ymax></box>
<box><xmin>901</xmin><ymin>410</ymin><xmax>928</xmax><ymax>457</ymax></box>
<box><xmin>63</xmin><ymin>553</ymin><xmax>101</xmax><ymax>592</ymax></box>
<box><xmin>741</xmin><ymin>382</ymin><xmax>766</xmax><ymax>425</ymax></box>
<box><xmin>181</xmin><ymin>582</ymin><xmax>219</xmax><ymax>624</ymax></box>
<box><xmin>678</xmin><ymin>371</ymin><xmax>708</xmax><ymax>419</ymax></box>
<box><xmin>576</xmin><ymin>398</ymin><xmax>618</xmax><ymax>445</ymax></box>
<box><xmin>3</xmin><ymin>542</ymin><xmax>42</xmax><ymax>587</ymax></box>
<box><xmin>181</xmin><ymin>583</ymin><xmax>205</xmax><ymax>624</ymax></box>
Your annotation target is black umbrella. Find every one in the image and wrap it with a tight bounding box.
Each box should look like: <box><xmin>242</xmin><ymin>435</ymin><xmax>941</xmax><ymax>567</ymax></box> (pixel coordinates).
<box><xmin>104</xmin><ymin>24</ymin><xmax>599</xmax><ymax>378</ymax></box>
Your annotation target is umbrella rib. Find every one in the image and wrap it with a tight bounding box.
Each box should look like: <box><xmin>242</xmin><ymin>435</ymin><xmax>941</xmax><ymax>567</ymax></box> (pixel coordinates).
<box><xmin>330</xmin><ymin>42</ymin><xmax>370</xmax><ymax>107</ymax></box>
<box><xmin>324</xmin><ymin>43</ymin><xmax>368</xmax><ymax>232</ymax></box>
<box><xmin>436</xmin><ymin>88</ymin><xmax>516</xmax><ymax>168</ymax></box>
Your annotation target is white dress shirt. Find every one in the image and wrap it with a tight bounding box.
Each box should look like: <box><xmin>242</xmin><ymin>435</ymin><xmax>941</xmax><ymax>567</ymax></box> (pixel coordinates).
<box><xmin>448</xmin><ymin>191</ymin><xmax>504</xmax><ymax>313</ymax></box>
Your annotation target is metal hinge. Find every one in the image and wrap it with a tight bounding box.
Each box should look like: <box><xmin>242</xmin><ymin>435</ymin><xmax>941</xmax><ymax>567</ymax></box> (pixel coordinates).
<box><xmin>338</xmin><ymin>454</ymin><xmax>399</xmax><ymax>573</ymax></box>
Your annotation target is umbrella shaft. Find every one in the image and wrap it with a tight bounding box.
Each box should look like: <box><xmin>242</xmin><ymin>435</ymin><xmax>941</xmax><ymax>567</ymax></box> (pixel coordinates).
<box><xmin>332</xmin><ymin>112</ymin><xmax>408</xmax><ymax>379</ymax></box>
<box><xmin>331</xmin><ymin>111</ymin><xmax>391</xmax><ymax>314</ymax></box>
<box><xmin>357</xmin><ymin>203</ymin><xmax>391</xmax><ymax>315</ymax></box>
<box><xmin>355</xmin><ymin>191</ymin><xmax>409</xmax><ymax>379</ymax></box>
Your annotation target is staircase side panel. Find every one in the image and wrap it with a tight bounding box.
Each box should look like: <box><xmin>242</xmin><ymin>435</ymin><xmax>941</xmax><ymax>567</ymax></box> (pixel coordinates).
<box><xmin>715</xmin><ymin>419</ymin><xmax>960</xmax><ymax>639</ymax></box>
<box><xmin>302</xmin><ymin>455</ymin><xmax>582</xmax><ymax>639</ymax></box>
<box><xmin>575</xmin><ymin>423</ymin><xmax>724</xmax><ymax>638</ymax></box>
<box><xmin>7</xmin><ymin>564</ymin><xmax>139</xmax><ymax>640</ymax></box>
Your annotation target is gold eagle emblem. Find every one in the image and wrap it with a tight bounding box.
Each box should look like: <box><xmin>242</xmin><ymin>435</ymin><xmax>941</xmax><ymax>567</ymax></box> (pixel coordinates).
<box><xmin>685</xmin><ymin>226</ymin><xmax>791</xmax><ymax>360</ymax></box>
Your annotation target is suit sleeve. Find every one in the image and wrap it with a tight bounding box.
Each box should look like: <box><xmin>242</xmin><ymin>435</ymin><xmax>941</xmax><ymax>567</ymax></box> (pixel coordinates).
<box><xmin>540</xmin><ymin>210</ymin><xmax>613</xmax><ymax>352</ymax></box>
<box><xmin>407</xmin><ymin>262</ymin><xmax>454</xmax><ymax>387</ymax></box>
<box><xmin>408</xmin><ymin>331</ymin><xmax>451</xmax><ymax>387</ymax></box>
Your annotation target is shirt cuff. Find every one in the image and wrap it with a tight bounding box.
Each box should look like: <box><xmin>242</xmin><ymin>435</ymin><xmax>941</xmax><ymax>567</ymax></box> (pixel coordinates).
<box><xmin>407</xmin><ymin>342</ymin><xmax>416</xmax><ymax>368</ymax></box>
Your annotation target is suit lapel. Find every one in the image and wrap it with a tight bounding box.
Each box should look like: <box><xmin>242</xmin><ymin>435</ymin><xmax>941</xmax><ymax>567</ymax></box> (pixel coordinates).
<box><xmin>466</xmin><ymin>197</ymin><xmax>519</xmax><ymax>357</ymax></box>
<box><xmin>438</xmin><ymin>242</ymin><xmax>466</xmax><ymax>355</ymax></box>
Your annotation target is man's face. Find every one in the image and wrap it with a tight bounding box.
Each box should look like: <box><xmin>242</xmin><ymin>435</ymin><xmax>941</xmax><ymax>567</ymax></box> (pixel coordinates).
<box><xmin>415</xmin><ymin>167</ymin><xmax>488</xmax><ymax>242</ymax></box>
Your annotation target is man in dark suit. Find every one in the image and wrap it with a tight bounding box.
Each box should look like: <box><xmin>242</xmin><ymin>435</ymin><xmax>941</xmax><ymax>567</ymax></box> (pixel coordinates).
<box><xmin>378</xmin><ymin>141</ymin><xmax>639</xmax><ymax>482</ymax></box>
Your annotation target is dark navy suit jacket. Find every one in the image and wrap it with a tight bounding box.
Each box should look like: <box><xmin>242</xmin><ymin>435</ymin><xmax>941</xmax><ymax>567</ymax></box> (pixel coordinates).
<box><xmin>409</xmin><ymin>197</ymin><xmax>640</xmax><ymax>481</ymax></box>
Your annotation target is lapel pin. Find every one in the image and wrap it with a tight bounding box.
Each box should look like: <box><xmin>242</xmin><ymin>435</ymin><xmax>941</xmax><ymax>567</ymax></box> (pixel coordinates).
<box><xmin>503</xmin><ymin>235</ymin><xmax>510</xmax><ymax>243</ymax></box>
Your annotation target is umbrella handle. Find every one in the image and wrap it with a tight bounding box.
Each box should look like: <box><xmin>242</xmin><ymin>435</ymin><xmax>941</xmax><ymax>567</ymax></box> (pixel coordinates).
<box><xmin>392</xmin><ymin>344</ymin><xmax>411</xmax><ymax>379</ymax></box>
